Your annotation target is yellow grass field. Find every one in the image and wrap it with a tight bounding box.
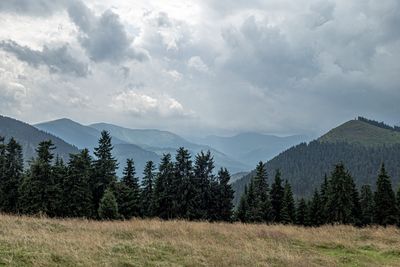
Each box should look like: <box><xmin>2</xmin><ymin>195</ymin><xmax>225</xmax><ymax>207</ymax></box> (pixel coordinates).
<box><xmin>0</xmin><ymin>214</ymin><xmax>399</xmax><ymax>266</ymax></box>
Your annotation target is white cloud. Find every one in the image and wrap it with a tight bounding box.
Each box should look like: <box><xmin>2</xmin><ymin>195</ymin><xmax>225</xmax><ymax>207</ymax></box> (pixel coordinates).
<box><xmin>188</xmin><ymin>56</ymin><xmax>209</xmax><ymax>73</ymax></box>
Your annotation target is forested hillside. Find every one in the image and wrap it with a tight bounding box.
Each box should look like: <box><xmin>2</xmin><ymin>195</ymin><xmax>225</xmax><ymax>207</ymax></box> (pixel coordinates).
<box><xmin>233</xmin><ymin>118</ymin><xmax>400</xmax><ymax>204</ymax></box>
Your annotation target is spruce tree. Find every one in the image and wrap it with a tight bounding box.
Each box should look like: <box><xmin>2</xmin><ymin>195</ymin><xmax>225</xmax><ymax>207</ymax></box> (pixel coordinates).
<box><xmin>319</xmin><ymin>175</ymin><xmax>329</xmax><ymax>224</ymax></box>
<box><xmin>141</xmin><ymin>160</ymin><xmax>156</xmax><ymax>217</ymax></box>
<box><xmin>193</xmin><ymin>151</ymin><xmax>214</xmax><ymax>220</ymax></box>
<box><xmin>360</xmin><ymin>185</ymin><xmax>374</xmax><ymax>226</ymax></box>
<box><xmin>49</xmin><ymin>156</ymin><xmax>67</xmax><ymax>217</ymax></box>
<box><xmin>252</xmin><ymin>162</ymin><xmax>271</xmax><ymax>222</ymax></box>
<box><xmin>92</xmin><ymin>131</ymin><xmax>118</xmax><ymax>215</ymax></box>
<box><xmin>18</xmin><ymin>140</ymin><xmax>55</xmax><ymax>215</ymax></box>
<box><xmin>374</xmin><ymin>164</ymin><xmax>397</xmax><ymax>226</ymax></box>
<box><xmin>350</xmin><ymin>178</ymin><xmax>362</xmax><ymax>226</ymax></box>
<box><xmin>0</xmin><ymin>138</ymin><xmax>23</xmax><ymax>213</ymax></box>
<box><xmin>308</xmin><ymin>189</ymin><xmax>323</xmax><ymax>226</ymax></box>
<box><xmin>236</xmin><ymin>185</ymin><xmax>249</xmax><ymax>222</ymax></box>
<box><xmin>64</xmin><ymin>149</ymin><xmax>93</xmax><ymax>218</ymax></box>
<box><xmin>216</xmin><ymin>168</ymin><xmax>234</xmax><ymax>221</ymax></box>
<box><xmin>295</xmin><ymin>198</ymin><xmax>307</xmax><ymax>226</ymax></box>
<box><xmin>270</xmin><ymin>169</ymin><xmax>284</xmax><ymax>223</ymax></box>
<box><xmin>116</xmin><ymin>159</ymin><xmax>140</xmax><ymax>219</ymax></box>
<box><xmin>98</xmin><ymin>188</ymin><xmax>119</xmax><ymax>220</ymax></box>
<box><xmin>281</xmin><ymin>180</ymin><xmax>295</xmax><ymax>224</ymax></box>
<box><xmin>153</xmin><ymin>154</ymin><xmax>174</xmax><ymax>219</ymax></box>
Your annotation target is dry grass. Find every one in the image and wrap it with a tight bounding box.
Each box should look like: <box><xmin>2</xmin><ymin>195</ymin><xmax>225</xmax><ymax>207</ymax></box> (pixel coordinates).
<box><xmin>0</xmin><ymin>214</ymin><xmax>399</xmax><ymax>266</ymax></box>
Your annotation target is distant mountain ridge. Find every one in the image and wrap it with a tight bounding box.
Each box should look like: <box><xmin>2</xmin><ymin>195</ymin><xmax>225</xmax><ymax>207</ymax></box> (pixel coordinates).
<box><xmin>232</xmin><ymin>117</ymin><xmax>400</xmax><ymax>205</ymax></box>
<box><xmin>0</xmin><ymin>115</ymin><xmax>79</xmax><ymax>163</ymax></box>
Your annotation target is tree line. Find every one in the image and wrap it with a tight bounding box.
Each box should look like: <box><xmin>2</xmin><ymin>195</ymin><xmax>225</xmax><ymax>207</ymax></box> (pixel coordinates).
<box><xmin>1</xmin><ymin>131</ymin><xmax>400</xmax><ymax>226</ymax></box>
<box><xmin>237</xmin><ymin>162</ymin><xmax>400</xmax><ymax>227</ymax></box>
<box><xmin>0</xmin><ymin>131</ymin><xmax>234</xmax><ymax>221</ymax></box>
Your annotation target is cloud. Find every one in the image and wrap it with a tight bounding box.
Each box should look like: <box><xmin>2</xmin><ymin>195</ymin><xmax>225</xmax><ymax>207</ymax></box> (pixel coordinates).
<box><xmin>0</xmin><ymin>0</ymin><xmax>68</xmax><ymax>16</ymax></box>
<box><xmin>188</xmin><ymin>56</ymin><xmax>209</xmax><ymax>73</ymax></box>
<box><xmin>67</xmin><ymin>1</ymin><xmax>149</xmax><ymax>63</ymax></box>
<box><xmin>0</xmin><ymin>40</ymin><xmax>89</xmax><ymax>77</ymax></box>
<box><xmin>110</xmin><ymin>90</ymin><xmax>191</xmax><ymax>118</ymax></box>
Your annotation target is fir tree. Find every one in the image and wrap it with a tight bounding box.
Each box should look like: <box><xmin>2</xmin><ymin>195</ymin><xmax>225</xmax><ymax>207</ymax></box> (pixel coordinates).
<box><xmin>141</xmin><ymin>160</ymin><xmax>156</xmax><ymax>217</ymax></box>
<box><xmin>252</xmin><ymin>162</ymin><xmax>271</xmax><ymax>222</ymax></box>
<box><xmin>270</xmin><ymin>169</ymin><xmax>284</xmax><ymax>223</ymax></box>
<box><xmin>308</xmin><ymin>189</ymin><xmax>323</xmax><ymax>226</ymax></box>
<box><xmin>281</xmin><ymin>180</ymin><xmax>296</xmax><ymax>224</ymax></box>
<box><xmin>236</xmin><ymin>185</ymin><xmax>249</xmax><ymax>222</ymax></box>
<box><xmin>193</xmin><ymin>151</ymin><xmax>214</xmax><ymax>220</ymax></box>
<box><xmin>295</xmin><ymin>198</ymin><xmax>307</xmax><ymax>226</ymax></box>
<box><xmin>216</xmin><ymin>168</ymin><xmax>234</xmax><ymax>221</ymax></box>
<box><xmin>18</xmin><ymin>140</ymin><xmax>55</xmax><ymax>215</ymax></box>
<box><xmin>374</xmin><ymin>164</ymin><xmax>397</xmax><ymax>226</ymax></box>
<box><xmin>116</xmin><ymin>159</ymin><xmax>140</xmax><ymax>219</ymax></box>
<box><xmin>0</xmin><ymin>138</ymin><xmax>23</xmax><ymax>213</ymax></box>
<box><xmin>360</xmin><ymin>185</ymin><xmax>374</xmax><ymax>226</ymax></box>
<box><xmin>98</xmin><ymin>188</ymin><xmax>119</xmax><ymax>220</ymax></box>
<box><xmin>64</xmin><ymin>149</ymin><xmax>93</xmax><ymax>218</ymax></box>
<box><xmin>49</xmin><ymin>156</ymin><xmax>67</xmax><ymax>217</ymax></box>
<box><xmin>319</xmin><ymin>174</ymin><xmax>329</xmax><ymax>224</ymax></box>
<box><xmin>92</xmin><ymin>131</ymin><xmax>118</xmax><ymax>215</ymax></box>
<box><xmin>153</xmin><ymin>154</ymin><xmax>174</xmax><ymax>219</ymax></box>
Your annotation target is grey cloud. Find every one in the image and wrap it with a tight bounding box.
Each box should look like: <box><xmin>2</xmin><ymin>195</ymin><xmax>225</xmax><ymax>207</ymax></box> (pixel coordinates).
<box><xmin>0</xmin><ymin>0</ymin><xmax>68</xmax><ymax>16</ymax></box>
<box><xmin>0</xmin><ymin>40</ymin><xmax>89</xmax><ymax>77</ymax></box>
<box><xmin>67</xmin><ymin>2</ymin><xmax>149</xmax><ymax>63</ymax></box>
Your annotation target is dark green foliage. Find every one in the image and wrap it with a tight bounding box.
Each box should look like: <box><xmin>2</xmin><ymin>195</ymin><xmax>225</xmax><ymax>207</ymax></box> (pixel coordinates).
<box><xmin>141</xmin><ymin>161</ymin><xmax>156</xmax><ymax>217</ymax></box>
<box><xmin>18</xmin><ymin>140</ymin><xmax>56</xmax><ymax>215</ymax></box>
<box><xmin>193</xmin><ymin>151</ymin><xmax>214</xmax><ymax>220</ymax></box>
<box><xmin>281</xmin><ymin>180</ymin><xmax>295</xmax><ymax>224</ymax></box>
<box><xmin>319</xmin><ymin>175</ymin><xmax>329</xmax><ymax>224</ymax></box>
<box><xmin>360</xmin><ymin>185</ymin><xmax>374</xmax><ymax>226</ymax></box>
<box><xmin>308</xmin><ymin>190</ymin><xmax>323</xmax><ymax>227</ymax></box>
<box><xmin>252</xmin><ymin>162</ymin><xmax>271</xmax><ymax>222</ymax></box>
<box><xmin>236</xmin><ymin>185</ymin><xmax>249</xmax><ymax>222</ymax></box>
<box><xmin>63</xmin><ymin>149</ymin><xmax>93</xmax><ymax>218</ymax></box>
<box><xmin>397</xmin><ymin>187</ymin><xmax>400</xmax><ymax>227</ymax></box>
<box><xmin>295</xmin><ymin>198</ymin><xmax>307</xmax><ymax>225</ymax></box>
<box><xmin>49</xmin><ymin>156</ymin><xmax>67</xmax><ymax>217</ymax></box>
<box><xmin>0</xmin><ymin>138</ymin><xmax>23</xmax><ymax>213</ymax></box>
<box><xmin>152</xmin><ymin>154</ymin><xmax>174</xmax><ymax>219</ymax></box>
<box><xmin>374</xmin><ymin>164</ymin><xmax>398</xmax><ymax>226</ymax></box>
<box><xmin>271</xmin><ymin>170</ymin><xmax>284</xmax><ymax>223</ymax></box>
<box><xmin>216</xmin><ymin>168</ymin><xmax>234</xmax><ymax>221</ymax></box>
<box><xmin>98</xmin><ymin>188</ymin><xmax>119</xmax><ymax>220</ymax></box>
<box><xmin>92</xmin><ymin>131</ymin><xmax>118</xmax><ymax>215</ymax></box>
<box><xmin>116</xmin><ymin>159</ymin><xmax>140</xmax><ymax>219</ymax></box>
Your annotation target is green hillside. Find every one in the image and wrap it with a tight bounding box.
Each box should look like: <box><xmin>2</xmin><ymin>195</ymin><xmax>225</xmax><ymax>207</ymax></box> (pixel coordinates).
<box><xmin>319</xmin><ymin>119</ymin><xmax>400</xmax><ymax>146</ymax></box>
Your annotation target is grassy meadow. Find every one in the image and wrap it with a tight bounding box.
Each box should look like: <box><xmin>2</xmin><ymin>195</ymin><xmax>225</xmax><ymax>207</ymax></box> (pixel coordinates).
<box><xmin>0</xmin><ymin>214</ymin><xmax>399</xmax><ymax>266</ymax></box>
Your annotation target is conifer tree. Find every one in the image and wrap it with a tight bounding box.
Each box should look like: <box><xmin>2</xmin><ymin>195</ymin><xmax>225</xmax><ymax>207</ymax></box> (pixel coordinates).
<box><xmin>360</xmin><ymin>185</ymin><xmax>374</xmax><ymax>226</ymax></box>
<box><xmin>295</xmin><ymin>198</ymin><xmax>307</xmax><ymax>226</ymax></box>
<box><xmin>397</xmin><ymin>187</ymin><xmax>400</xmax><ymax>227</ymax></box>
<box><xmin>193</xmin><ymin>151</ymin><xmax>214</xmax><ymax>220</ymax></box>
<box><xmin>98</xmin><ymin>188</ymin><xmax>119</xmax><ymax>220</ymax></box>
<box><xmin>350</xmin><ymin>178</ymin><xmax>362</xmax><ymax>226</ymax></box>
<box><xmin>252</xmin><ymin>162</ymin><xmax>271</xmax><ymax>222</ymax></box>
<box><xmin>319</xmin><ymin>174</ymin><xmax>329</xmax><ymax>224</ymax></box>
<box><xmin>141</xmin><ymin>160</ymin><xmax>156</xmax><ymax>217</ymax></box>
<box><xmin>0</xmin><ymin>138</ymin><xmax>23</xmax><ymax>213</ymax></box>
<box><xmin>116</xmin><ymin>159</ymin><xmax>140</xmax><ymax>219</ymax></box>
<box><xmin>92</xmin><ymin>131</ymin><xmax>118</xmax><ymax>214</ymax></box>
<box><xmin>236</xmin><ymin>185</ymin><xmax>249</xmax><ymax>222</ymax></box>
<box><xmin>308</xmin><ymin>189</ymin><xmax>323</xmax><ymax>226</ymax></box>
<box><xmin>64</xmin><ymin>149</ymin><xmax>93</xmax><ymax>218</ymax></box>
<box><xmin>49</xmin><ymin>156</ymin><xmax>67</xmax><ymax>217</ymax></box>
<box><xmin>19</xmin><ymin>140</ymin><xmax>55</xmax><ymax>215</ymax></box>
<box><xmin>281</xmin><ymin>180</ymin><xmax>295</xmax><ymax>224</ymax></box>
<box><xmin>270</xmin><ymin>169</ymin><xmax>284</xmax><ymax>223</ymax></box>
<box><xmin>153</xmin><ymin>154</ymin><xmax>174</xmax><ymax>219</ymax></box>
<box><xmin>374</xmin><ymin>164</ymin><xmax>397</xmax><ymax>226</ymax></box>
<box><xmin>216</xmin><ymin>168</ymin><xmax>234</xmax><ymax>221</ymax></box>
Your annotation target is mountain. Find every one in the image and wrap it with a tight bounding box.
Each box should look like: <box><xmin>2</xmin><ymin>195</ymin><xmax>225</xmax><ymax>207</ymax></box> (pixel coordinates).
<box><xmin>0</xmin><ymin>115</ymin><xmax>79</xmax><ymax>163</ymax></box>
<box><xmin>35</xmin><ymin>119</ymin><xmax>160</xmax><ymax>175</ymax></box>
<box><xmin>197</xmin><ymin>132</ymin><xmax>307</xmax><ymax>166</ymax></box>
<box><xmin>90</xmin><ymin>123</ymin><xmax>251</xmax><ymax>173</ymax></box>
<box><xmin>232</xmin><ymin>118</ymin><xmax>400</xmax><ymax>205</ymax></box>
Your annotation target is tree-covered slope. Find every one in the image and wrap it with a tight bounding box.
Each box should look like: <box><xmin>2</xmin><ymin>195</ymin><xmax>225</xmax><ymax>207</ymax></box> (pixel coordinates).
<box><xmin>0</xmin><ymin>115</ymin><xmax>79</xmax><ymax>163</ymax></box>
<box><xmin>232</xmin><ymin>118</ymin><xmax>400</xmax><ymax>205</ymax></box>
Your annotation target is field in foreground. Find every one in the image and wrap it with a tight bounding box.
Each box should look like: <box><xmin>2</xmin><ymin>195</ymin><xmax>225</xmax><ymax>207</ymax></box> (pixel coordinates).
<box><xmin>0</xmin><ymin>215</ymin><xmax>400</xmax><ymax>266</ymax></box>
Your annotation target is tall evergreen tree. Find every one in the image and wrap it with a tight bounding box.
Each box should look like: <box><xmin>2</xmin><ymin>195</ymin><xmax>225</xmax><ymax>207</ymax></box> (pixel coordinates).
<box><xmin>98</xmin><ymin>188</ymin><xmax>119</xmax><ymax>220</ymax></box>
<box><xmin>216</xmin><ymin>168</ymin><xmax>234</xmax><ymax>221</ymax></box>
<box><xmin>281</xmin><ymin>180</ymin><xmax>296</xmax><ymax>224</ymax></box>
<box><xmin>92</xmin><ymin>131</ymin><xmax>118</xmax><ymax>215</ymax></box>
<box><xmin>193</xmin><ymin>151</ymin><xmax>214</xmax><ymax>220</ymax></box>
<box><xmin>295</xmin><ymin>198</ymin><xmax>307</xmax><ymax>226</ymax></box>
<box><xmin>319</xmin><ymin>174</ymin><xmax>329</xmax><ymax>224</ymax></box>
<box><xmin>116</xmin><ymin>159</ymin><xmax>140</xmax><ymax>219</ymax></box>
<box><xmin>64</xmin><ymin>149</ymin><xmax>93</xmax><ymax>218</ymax></box>
<box><xmin>153</xmin><ymin>154</ymin><xmax>174</xmax><ymax>219</ymax></box>
<box><xmin>374</xmin><ymin>164</ymin><xmax>397</xmax><ymax>226</ymax></box>
<box><xmin>270</xmin><ymin>169</ymin><xmax>284</xmax><ymax>223</ymax></box>
<box><xmin>396</xmin><ymin>187</ymin><xmax>400</xmax><ymax>227</ymax></box>
<box><xmin>49</xmin><ymin>156</ymin><xmax>67</xmax><ymax>217</ymax></box>
<box><xmin>252</xmin><ymin>162</ymin><xmax>271</xmax><ymax>222</ymax></box>
<box><xmin>18</xmin><ymin>140</ymin><xmax>55</xmax><ymax>215</ymax></box>
<box><xmin>360</xmin><ymin>184</ymin><xmax>374</xmax><ymax>226</ymax></box>
<box><xmin>0</xmin><ymin>138</ymin><xmax>23</xmax><ymax>213</ymax></box>
<box><xmin>308</xmin><ymin>189</ymin><xmax>323</xmax><ymax>226</ymax></box>
<box><xmin>141</xmin><ymin>160</ymin><xmax>156</xmax><ymax>217</ymax></box>
<box><xmin>236</xmin><ymin>185</ymin><xmax>249</xmax><ymax>222</ymax></box>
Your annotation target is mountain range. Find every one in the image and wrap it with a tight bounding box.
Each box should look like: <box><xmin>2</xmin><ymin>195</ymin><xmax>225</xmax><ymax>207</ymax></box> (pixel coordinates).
<box><xmin>232</xmin><ymin>118</ymin><xmax>400</xmax><ymax>205</ymax></box>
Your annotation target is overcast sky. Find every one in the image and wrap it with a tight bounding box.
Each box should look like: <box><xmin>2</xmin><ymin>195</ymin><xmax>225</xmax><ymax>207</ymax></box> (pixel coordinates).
<box><xmin>0</xmin><ymin>0</ymin><xmax>399</xmax><ymax>137</ymax></box>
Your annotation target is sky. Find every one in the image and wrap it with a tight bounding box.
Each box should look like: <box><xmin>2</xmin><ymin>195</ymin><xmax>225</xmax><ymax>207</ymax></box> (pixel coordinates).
<box><xmin>0</xmin><ymin>0</ymin><xmax>399</xmax><ymax>137</ymax></box>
